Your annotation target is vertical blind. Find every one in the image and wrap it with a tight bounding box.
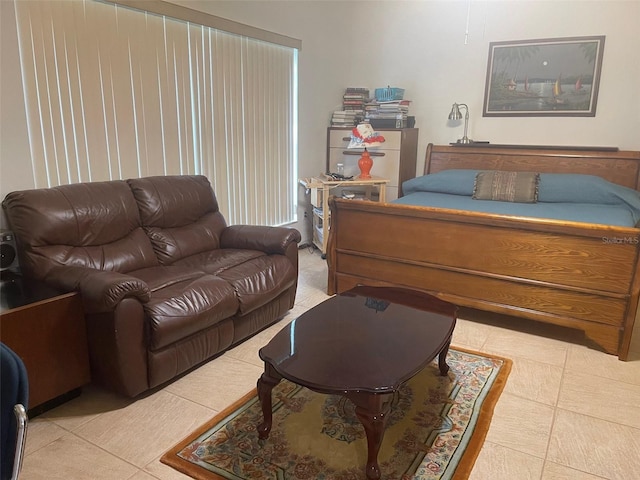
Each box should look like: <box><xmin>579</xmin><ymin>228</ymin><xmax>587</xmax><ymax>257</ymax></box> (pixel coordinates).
<box><xmin>14</xmin><ymin>0</ymin><xmax>298</xmax><ymax>226</ymax></box>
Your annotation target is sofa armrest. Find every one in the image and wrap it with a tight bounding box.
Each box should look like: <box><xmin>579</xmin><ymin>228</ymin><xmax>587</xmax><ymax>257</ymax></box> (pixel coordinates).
<box><xmin>220</xmin><ymin>225</ymin><xmax>301</xmax><ymax>255</ymax></box>
<box><xmin>44</xmin><ymin>266</ymin><xmax>151</xmax><ymax>313</ymax></box>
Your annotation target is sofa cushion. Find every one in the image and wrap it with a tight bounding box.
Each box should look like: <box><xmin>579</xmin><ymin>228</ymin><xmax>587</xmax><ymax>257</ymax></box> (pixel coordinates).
<box><xmin>128</xmin><ymin>175</ymin><xmax>227</xmax><ymax>264</ymax></box>
<box><xmin>216</xmin><ymin>255</ymin><xmax>297</xmax><ymax>315</ymax></box>
<box><xmin>130</xmin><ymin>265</ymin><xmax>205</xmax><ymax>291</ymax></box>
<box><xmin>128</xmin><ymin>175</ymin><xmax>218</xmax><ymax>225</ymax></box>
<box><xmin>174</xmin><ymin>249</ymin><xmax>295</xmax><ymax>315</ymax></box>
<box><xmin>143</xmin><ymin>213</ymin><xmax>228</xmax><ymax>265</ymax></box>
<box><xmin>131</xmin><ymin>267</ymin><xmax>239</xmax><ymax>350</ymax></box>
<box><xmin>2</xmin><ymin>180</ymin><xmax>158</xmax><ymax>277</ymax></box>
<box><xmin>173</xmin><ymin>249</ymin><xmax>265</xmax><ymax>275</ymax></box>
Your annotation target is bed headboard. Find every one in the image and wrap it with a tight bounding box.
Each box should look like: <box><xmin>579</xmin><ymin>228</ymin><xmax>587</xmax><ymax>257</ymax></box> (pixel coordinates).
<box><xmin>424</xmin><ymin>144</ymin><xmax>640</xmax><ymax>191</ymax></box>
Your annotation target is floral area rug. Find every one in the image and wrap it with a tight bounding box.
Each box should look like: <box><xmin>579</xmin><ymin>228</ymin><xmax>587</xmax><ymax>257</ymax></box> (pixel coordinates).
<box><xmin>161</xmin><ymin>348</ymin><xmax>511</xmax><ymax>480</ymax></box>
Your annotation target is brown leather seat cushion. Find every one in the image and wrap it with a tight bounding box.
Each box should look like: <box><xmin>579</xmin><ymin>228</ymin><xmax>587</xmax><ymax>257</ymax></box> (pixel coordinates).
<box><xmin>175</xmin><ymin>250</ymin><xmax>297</xmax><ymax>316</ymax></box>
<box><xmin>130</xmin><ymin>266</ymin><xmax>239</xmax><ymax>350</ymax></box>
<box><xmin>174</xmin><ymin>249</ymin><xmax>264</xmax><ymax>275</ymax></box>
<box><xmin>216</xmin><ymin>255</ymin><xmax>297</xmax><ymax>315</ymax></box>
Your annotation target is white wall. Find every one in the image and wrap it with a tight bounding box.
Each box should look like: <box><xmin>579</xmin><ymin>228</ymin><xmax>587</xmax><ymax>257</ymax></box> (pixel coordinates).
<box><xmin>2</xmin><ymin>0</ymin><xmax>639</xmax><ymax>240</ymax></box>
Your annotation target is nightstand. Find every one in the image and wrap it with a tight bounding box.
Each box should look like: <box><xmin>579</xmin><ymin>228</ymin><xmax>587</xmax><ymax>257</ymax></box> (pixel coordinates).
<box><xmin>300</xmin><ymin>175</ymin><xmax>389</xmax><ymax>257</ymax></box>
<box><xmin>0</xmin><ymin>276</ymin><xmax>91</xmax><ymax>414</ymax></box>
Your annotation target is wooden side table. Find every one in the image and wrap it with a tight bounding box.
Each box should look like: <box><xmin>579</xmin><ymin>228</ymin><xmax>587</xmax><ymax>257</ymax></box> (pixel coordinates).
<box><xmin>300</xmin><ymin>175</ymin><xmax>389</xmax><ymax>257</ymax></box>
<box><xmin>0</xmin><ymin>277</ymin><xmax>91</xmax><ymax>414</ymax></box>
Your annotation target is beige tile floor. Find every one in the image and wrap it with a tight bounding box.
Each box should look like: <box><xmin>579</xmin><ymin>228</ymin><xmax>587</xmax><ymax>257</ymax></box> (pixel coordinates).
<box><xmin>19</xmin><ymin>248</ymin><xmax>640</xmax><ymax>480</ymax></box>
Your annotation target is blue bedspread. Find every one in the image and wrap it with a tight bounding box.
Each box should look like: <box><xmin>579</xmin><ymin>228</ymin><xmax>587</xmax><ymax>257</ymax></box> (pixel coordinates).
<box><xmin>396</xmin><ymin>170</ymin><xmax>640</xmax><ymax>227</ymax></box>
<box><xmin>393</xmin><ymin>192</ymin><xmax>638</xmax><ymax>226</ymax></box>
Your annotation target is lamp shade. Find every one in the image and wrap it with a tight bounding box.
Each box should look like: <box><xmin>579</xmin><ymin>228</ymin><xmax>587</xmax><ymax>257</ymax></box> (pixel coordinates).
<box><xmin>448</xmin><ymin>103</ymin><xmax>463</xmax><ymax>120</ymax></box>
<box><xmin>348</xmin><ymin>123</ymin><xmax>385</xmax><ymax>149</ymax></box>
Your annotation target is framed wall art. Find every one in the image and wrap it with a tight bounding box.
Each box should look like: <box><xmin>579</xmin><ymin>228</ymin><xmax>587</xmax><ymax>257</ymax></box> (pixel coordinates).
<box><xmin>483</xmin><ymin>36</ymin><xmax>605</xmax><ymax>117</ymax></box>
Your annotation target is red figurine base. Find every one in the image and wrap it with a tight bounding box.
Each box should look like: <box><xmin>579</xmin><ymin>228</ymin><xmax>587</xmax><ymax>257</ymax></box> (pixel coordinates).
<box><xmin>358</xmin><ymin>149</ymin><xmax>373</xmax><ymax>179</ymax></box>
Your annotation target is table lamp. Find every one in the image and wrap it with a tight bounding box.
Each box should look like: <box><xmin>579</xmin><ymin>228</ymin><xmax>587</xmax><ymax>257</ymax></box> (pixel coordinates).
<box><xmin>448</xmin><ymin>102</ymin><xmax>472</xmax><ymax>144</ymax></box>
<box><xmin>348</xmin><ymin>123</ymin><xmax>385</xmax><ymax>179</ymax></box>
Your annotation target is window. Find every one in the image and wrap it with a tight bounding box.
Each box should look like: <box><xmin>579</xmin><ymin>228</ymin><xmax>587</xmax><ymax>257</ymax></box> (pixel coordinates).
<box><xmin>14</xmin><ymin>0</ymin><xmax>299</xmax><ymax>226</ymax></box>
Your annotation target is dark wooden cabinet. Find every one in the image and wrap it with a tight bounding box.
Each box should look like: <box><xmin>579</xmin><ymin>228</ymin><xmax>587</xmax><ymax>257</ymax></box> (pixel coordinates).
<box><xmin>0</xmin><ymin>277</ymin><xmax>90</xmax><ymax>411</ymax></box>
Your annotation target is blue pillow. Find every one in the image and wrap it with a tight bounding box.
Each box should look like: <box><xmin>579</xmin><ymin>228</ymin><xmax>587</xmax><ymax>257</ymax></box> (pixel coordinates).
<box><xmin>538</xmin><ymin>174</ymin><xmax>640</xmax><ymax>209</ymax></box>
<box><xmin>402</xmin><ymin>169</ymin><xmax>479</xmax><ymax>196</ymax></box>
<box><xmin>403</xmin><ymin>171</ymin><xmax>640</xmax><ymax>223</ymax></box>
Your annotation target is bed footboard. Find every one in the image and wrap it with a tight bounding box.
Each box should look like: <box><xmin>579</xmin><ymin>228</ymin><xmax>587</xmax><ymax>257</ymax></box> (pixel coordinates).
<box><xmin>327</xmin><ymin>198</ymin><xmax>640</xmax><ymax>360</ymax></box>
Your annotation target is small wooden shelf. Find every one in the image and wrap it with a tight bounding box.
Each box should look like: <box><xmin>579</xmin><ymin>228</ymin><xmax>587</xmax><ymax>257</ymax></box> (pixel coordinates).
<box><xmin>300</xmin><ymin>175</ymin><xmax>389</xmax><ymax>257</ymax></box>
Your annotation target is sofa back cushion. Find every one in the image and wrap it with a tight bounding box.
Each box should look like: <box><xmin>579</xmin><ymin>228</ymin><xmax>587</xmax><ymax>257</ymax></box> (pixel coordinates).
<box><xmin>127</xmin><ymin>175</ymin><xmax>227</xmax><ymax>264</ymax></box>
<box><xmin>2</xmin><ymin>181</ymin><xmax>158</xmax><ymax>278</ymax></box>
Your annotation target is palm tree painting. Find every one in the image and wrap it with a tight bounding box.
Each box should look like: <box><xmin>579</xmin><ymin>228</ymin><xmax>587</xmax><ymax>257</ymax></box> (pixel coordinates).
<box><xmin>483</xmin><ymin>36</ymin><xmax>605</xmax><ymax>116</ymax></box>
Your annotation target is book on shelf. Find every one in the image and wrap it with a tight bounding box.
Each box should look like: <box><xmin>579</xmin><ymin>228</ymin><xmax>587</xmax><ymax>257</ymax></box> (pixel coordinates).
<box><xmin>379</xmin><ymin>99</ymin><xmax>411</xmax><ymax>105</ymax></box>
<box><xmin>328</xmin><ymin>87</ymin><xmax>372</xmax><ymax>127</ymax></box>
<box><xmin>345</xmin><ymin>87</ymin><xmax>369</xmax><ymax>93</ymax></box>
<box><xmin>332</xmin><ymin>110</ymin><xmax>357</xmax><ymax>115</ymax></box>
<box><xmin>343</xmin><ymin>88</ymin><xmax>370</xmax><ymax>104</ymax></box>
<box><xmin>363</xmin><ymin>95</ymin><xmax>411</xmax><ymax>128</ymax></box>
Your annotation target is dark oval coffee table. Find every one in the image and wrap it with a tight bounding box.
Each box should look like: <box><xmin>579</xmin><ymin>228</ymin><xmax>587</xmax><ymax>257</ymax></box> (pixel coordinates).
<box><xmin>256</xmin><ymin>286</ymin><xmax>457</xmax><ymax>479</ymax></box>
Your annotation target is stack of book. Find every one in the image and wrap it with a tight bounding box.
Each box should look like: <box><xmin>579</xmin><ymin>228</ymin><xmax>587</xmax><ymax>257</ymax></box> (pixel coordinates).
<box><xmin>342</xmin><ymin>87</ymin><xmax>369</xmax><ymax>115</ymax></box>
<box><xmin>330</xmin><ymin>110</ymin><xmax>359</xmax><ymax>127</ymax></box>
<box><xmin>364</xmin><ymin>99</ymin><xmax>412</xmax><ymax>128</ymax></box>
<box><xmin>330</xmin><ymin>87</ymin><xmax>369</xmax><ymax>127</ymax></box>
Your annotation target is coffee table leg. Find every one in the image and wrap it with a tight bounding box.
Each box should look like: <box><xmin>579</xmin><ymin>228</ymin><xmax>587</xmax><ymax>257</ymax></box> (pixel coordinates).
<box><xmin>438</xmin><ymin>337</ymin><xmax>452</xmax><ymax>376</ymax></box>
<box><xmin>347</xmin><ymin>392</ymin><xmax>393</xmax><ymax>480</ymax></box>
<box><xmin>256</xmin><ymin>363</ymin><xmax>281</xmax><ymax>440</ymax></box>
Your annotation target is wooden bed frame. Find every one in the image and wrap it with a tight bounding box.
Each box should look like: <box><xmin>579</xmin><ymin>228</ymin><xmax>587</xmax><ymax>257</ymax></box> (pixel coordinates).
<box><xmin>327</xmin><ymin>143</ymin><xmax>640</xmax><ymax>360</ymax></box>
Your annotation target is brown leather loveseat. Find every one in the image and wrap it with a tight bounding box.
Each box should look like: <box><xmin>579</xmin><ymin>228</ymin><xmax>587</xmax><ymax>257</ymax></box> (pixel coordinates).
<box><xmin>2</xmin><ymin>175</ymin><xmax>301</xmax><ymax>397</ymax></box>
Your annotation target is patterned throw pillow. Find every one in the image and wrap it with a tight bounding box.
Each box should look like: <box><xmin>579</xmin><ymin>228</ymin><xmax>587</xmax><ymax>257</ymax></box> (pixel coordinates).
<box><xmin>473</xmin><ymin>171</ymin><xmax>540</xmax><ymax>203</ymax></box>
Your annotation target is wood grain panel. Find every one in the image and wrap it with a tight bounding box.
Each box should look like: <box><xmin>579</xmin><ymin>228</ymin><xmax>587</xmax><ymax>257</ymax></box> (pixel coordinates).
<box><xmin>334</xmin><ymin>203</ymin><xmax>638</xmax><ymax>294</ymax></box>
<box><xmin>333</xmin><ymin>272</ymin><xmax>622</xmax><ymax>355</ymax></box>
<box><xmin>336</xmin><ymin>253</ymin><xmax>627</xmax><ymax>326</ymax></box>
<box><xmin>0</xmin><ymin>292</ymin><xmax>90</xmax><ymax>408</ymax></box>
<box><xmin>424</xmin><ymin>144</ymin><xmax>640</xmax><ymax>190</ymax></box>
